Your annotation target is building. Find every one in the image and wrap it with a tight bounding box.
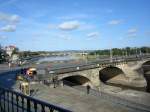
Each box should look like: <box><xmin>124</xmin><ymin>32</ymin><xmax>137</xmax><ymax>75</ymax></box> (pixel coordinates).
<box><xmin>5</xmin><ymin>45</ymin><xmax>16</xmax><ymax>57</ymax></box>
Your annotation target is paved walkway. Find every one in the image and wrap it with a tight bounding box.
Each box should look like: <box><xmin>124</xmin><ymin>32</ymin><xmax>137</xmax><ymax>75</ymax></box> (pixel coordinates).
<box><xmin>30</xmin><ymin>84</ymin><xmax>142</xmax><ymax>112</ymax></box>
<box><xmin>101</xmin><ymin>84</ymin><xmax>150</xmax><ymax>108</ymax></box>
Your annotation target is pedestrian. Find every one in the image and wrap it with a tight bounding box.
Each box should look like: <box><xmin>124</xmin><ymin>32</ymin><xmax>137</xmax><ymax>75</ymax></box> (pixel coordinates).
<box><xmin>8</xmin><ymin>62</ymin><xmax>11</xmax><ymax>68</ymax></box>
<box><xmin>53</xmin><ymin>77</ymin><xmax>56</xmax><ymax>88</ymax></box>
<box><xmin>87</xmin><ymin>85</ymin><xmax>90</xmax><ymax>94</ymax></box>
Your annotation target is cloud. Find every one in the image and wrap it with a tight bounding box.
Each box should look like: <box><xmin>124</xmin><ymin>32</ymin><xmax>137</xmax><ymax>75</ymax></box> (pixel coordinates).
<box><xmin>127</xmin><ymin>33</ymin><xmax>137</xmax><ymax>38</ymax></box>
<box><xmin>108</xmin><ymin>20</ymin><xmax>122</xmax><ymax>25</ymax></box>
<box><xmin>48</xmin><ymin>21</ymin><xmax>95</xmax><ymax>32</ymax></box>
<box><xmin>58</xmin><ymin>21</ymin><xmax>80</xmax><ymax>31</ymax></box>
<box><xmin>87</xmin><ymin>32</ymin><xmax>99</xmax><ymax>38</ymax></box>
<box><xmin>127</xmin><ymin>28</ymin><xmax>137</xmax><ymax>34</ymax></box>
<box><xmin>9</xmin><ymin>15</ymin><xmax>20</xmax><ymax>23</ymax></box>
<box><xmin>58</xmin><ymin>14</ymin><xmax>89</xmax><ymax>20</ymax></box>
<box><xmin>0</xmin><ymin>25</ymin><xmax>16</xmax><ymax>32</ymax></box>
<box><xmin>58</xmin><ymin>35</ymin><xmax>71</xmax><ymax>40</ymax></box>
<box><xmin>0</xmin><ymin>12</ymin><xmax>20</xmax><ymax>24</ymax></box>
<box><xmin>0</xmin><ymin>35</ymin><xmax>7</xmax><ymax>39</ymax></box>
<box><xmin>127</xmin><ymin>28</ymin><xmax>138</xmax><ymax>38</ymax></box>
<box><xmin>0</xmin><ymin>12</ymin><xmax>20</xmax><ymax>32</ymax></box>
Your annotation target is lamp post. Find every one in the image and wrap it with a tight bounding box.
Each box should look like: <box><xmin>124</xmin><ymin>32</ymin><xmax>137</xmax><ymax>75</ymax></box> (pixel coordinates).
<box><xmin>110</xmin><ymin>48</ymin><xmax>113</xmax><ymax>62</ymax></box>
<box><xmin>135</xmin><ymin>47</ymin><xmax>137</xmax><ymax>56</ymax></box>
<box><xmin>140</xmin><ymin>49</ymin><xmax>142</xmax><ymax>56</ymax></box>
<box><xmin>125</xmin><ymin>49</ymin><xmax>128</xmax><ymax>57</ymax></box>
<box><xmin>109</xmin><ymin>39</ymin><xmax>113</xmax><ymax>62</ymax></box>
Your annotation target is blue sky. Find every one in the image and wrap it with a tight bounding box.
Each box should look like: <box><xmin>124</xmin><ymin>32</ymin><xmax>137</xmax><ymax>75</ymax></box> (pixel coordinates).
<box><xmin>0</xmin><ymin>0</ymin><xmax>150</xmax><ymax>51</ymax></box>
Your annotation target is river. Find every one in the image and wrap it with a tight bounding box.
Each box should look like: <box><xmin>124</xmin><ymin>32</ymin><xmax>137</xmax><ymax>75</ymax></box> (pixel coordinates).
<box><xmin>37</xmin><ymin>56</ymin><xmax>79</xmax><ymax>63</ymax></box>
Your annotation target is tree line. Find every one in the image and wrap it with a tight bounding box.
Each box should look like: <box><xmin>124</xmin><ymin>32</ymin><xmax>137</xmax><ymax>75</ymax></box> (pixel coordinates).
<box><xmin>89</xmin><ymin>47</ymin><xmax>150</xmax><ymax>56</ymax></box>
<box><xmin>0</xmin><ymin>45</ymin><xmax>7</xmax><ymax>63</ymax></box>
<box><xmin>1</xmin><ymin>45</ymin><xmax>150</xmax><ymax>64</ymax></box>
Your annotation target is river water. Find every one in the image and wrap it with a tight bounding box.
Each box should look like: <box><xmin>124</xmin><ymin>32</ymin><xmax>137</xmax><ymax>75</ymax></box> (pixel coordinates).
<box><xmin>37</xmin><ymin>56</ymin><xmax>79</xmax><ymax>63</ymax></box>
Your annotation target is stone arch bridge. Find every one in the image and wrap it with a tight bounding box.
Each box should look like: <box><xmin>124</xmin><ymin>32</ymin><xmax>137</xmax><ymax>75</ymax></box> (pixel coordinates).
<box><xmin>47</xmin><ymin>58</ymin><xmax>150</xmax><ymax>90</ymax></box>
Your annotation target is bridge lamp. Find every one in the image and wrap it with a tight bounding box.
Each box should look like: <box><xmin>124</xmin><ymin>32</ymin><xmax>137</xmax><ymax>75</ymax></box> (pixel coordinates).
<box><xmin>110</xmin><ymin>48</ymin><xmax>113</xmax><ymax>62</ymax></box>
<box><xmin>140</xmin><ymin>49</ymin><xmax>142</xmax><ymax>55</ymax></box>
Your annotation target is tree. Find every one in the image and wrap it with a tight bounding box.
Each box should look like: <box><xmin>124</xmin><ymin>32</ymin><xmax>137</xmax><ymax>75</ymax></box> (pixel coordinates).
<box><xmin>88</xmin><ymin>46</ymin><xmax>150</xmax><ymax>57</ymax></box>
<box><xmin>12</xmin><ymin>47</ymin><xmax>19</xmax><ymax>55</ymax></box>
<box><xmin>141</xmin><ymin>47</ymin><xmax>150</xmax><ymax>54</ymax></box>
<box><xmin>0</xmin><ymin>45</ymin><xmax>7</xmax><ymax>63</ymax></box>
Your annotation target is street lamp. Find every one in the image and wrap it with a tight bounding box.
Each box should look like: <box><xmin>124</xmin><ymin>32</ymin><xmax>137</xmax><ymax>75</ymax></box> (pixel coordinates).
<box><xmin>110</xmin><ymin>48</ymin><xmax>113</xmax><ymax>62</ymax></box>
<box><xmin>140</xmin><ymin>49</ymin><xmax>142</xmax><ymax>56</ymax></box>
<box><xmin>125</xmin><ymin>49</ymin><xmax>128</xmax><ymax>57</ymax></box>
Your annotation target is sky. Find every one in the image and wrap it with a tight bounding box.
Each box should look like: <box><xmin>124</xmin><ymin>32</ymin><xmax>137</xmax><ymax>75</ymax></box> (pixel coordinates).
<box><xmin>0</xmin><ymin>0</ymin><xmax>150</xmax><ymax>51</ymax></box>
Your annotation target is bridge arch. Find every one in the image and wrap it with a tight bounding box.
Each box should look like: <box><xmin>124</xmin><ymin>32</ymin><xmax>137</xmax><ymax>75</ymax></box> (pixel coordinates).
<box><xmin>60</xmin><ymin>75</ymin><xmax>92</xmax><ymax>87</ymax></box>
<box><xmin>99</xmin><ymin>66</ymin><xmax>125</xmax><ymax>83</ymax></box>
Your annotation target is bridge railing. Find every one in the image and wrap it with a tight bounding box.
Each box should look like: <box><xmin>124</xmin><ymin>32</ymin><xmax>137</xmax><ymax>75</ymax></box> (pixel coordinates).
<box><xmin>47</xmin><ymin>54</ymin><xmax>150</xmax><ymax>75</ymax></box>
<box><xmin>0</xmin><ymin>86</ymin><xmax>72</xmax><ymax>112</ymax></box>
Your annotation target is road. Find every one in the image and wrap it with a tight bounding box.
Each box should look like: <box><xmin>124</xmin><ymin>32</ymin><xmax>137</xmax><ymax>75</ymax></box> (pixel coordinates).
<box><xmin>0</xmin><ymin>64</ymin><xmax>21</xmax><ymax>90</ymax></box>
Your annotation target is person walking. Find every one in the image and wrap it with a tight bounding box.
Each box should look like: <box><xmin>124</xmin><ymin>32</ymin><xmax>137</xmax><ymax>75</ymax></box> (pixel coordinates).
<box><xmin>87</xmin><ymin>85</ymin><xmax>90</xmax><ymax>94</ymax></box>
<box><xmin>53</xmin><ymin>77</ymin><xmax>56</xmax><ymax>88</ymax></box>
<box><xmin>8</xmin><ymin>62</ymin><xmax>11</xmax><ymax>68</ymax></box>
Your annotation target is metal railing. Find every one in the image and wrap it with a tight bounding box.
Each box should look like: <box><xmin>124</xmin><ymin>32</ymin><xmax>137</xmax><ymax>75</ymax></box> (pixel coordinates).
<box><xmin>0</xmin><ymin>86</ymin><xmax>72</xmax><ymax>112</ymax></box>
<box><xmin>48</xmin><ymin>54</ymin><xmax>150</xmax><ymax>75</ymax></box>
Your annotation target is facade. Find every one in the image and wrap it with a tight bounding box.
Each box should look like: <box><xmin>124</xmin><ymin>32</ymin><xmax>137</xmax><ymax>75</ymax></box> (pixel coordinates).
<box><xmin>5</xmin><ymin>45</ymin><xmax>16</xmax><ymax>57</ymax></box>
